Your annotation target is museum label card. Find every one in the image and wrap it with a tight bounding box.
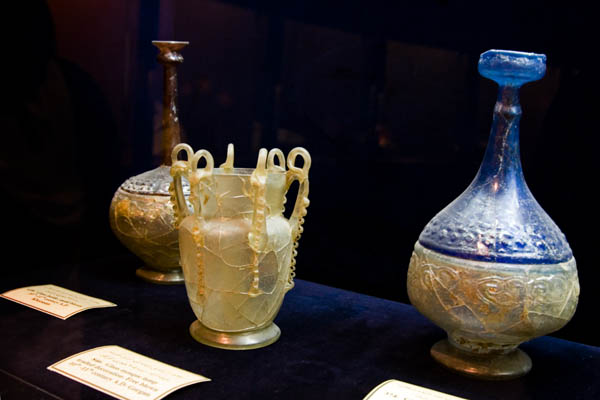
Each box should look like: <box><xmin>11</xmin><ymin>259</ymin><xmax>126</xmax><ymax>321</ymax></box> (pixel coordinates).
<box><xmin>0</xmin><ymin>284</ymin><xmax>116</xmax><ymax>319</ymax></box>
<box><xmin>364</xmin><ymin>380</ymin><xmax>467</xmax><ymax>400</ymax></box>
<box><xmin>48</xmin><ymin>345</ymin><xmax>210</xmax><ymax>400</ymax></box>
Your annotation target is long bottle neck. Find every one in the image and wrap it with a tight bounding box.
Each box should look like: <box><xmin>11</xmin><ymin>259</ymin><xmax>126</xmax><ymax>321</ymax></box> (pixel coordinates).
<box><xmin>161</xmin><ymin>62</ymin><xmax>181</xmax><ymax>166</ymax></box>
<box><xmin>474</xmin><ymin>85</ymin><xmax>524</xmax><ymax>190</ymax></box>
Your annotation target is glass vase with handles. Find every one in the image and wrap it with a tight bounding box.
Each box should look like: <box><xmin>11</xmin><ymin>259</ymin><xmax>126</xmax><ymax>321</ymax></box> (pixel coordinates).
<box><xmin>170</xmin><ymin>143</ymin><xmax>311</xmax><ymax>350</ymax></box>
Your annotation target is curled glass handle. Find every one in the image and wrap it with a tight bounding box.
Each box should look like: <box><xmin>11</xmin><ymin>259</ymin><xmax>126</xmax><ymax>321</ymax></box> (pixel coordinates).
<box><xmin>267</xmin><ymin>148</ymin><xmax>285</xmax><ymax>171</ymax></box>
<box><xmin>247</xmin><ymin>148</ymin><xmax>269</xmax><ymax>297</ymax></box>
<box><xmin>169</xmin><ymin>143</ymin><xmax>194</xmax><ymax>226</ymax></box>
<box><xmin>284</xmin><ymin>147</ymin><xmax>311</xmax><ymax>290</ymax></box>
<box><xmin>188</xmin><ymin>150</ymin><xmax>214</xmax><ymax>217</ymax></box>
<box><xmin>248</xmin><ymin>148</ymin><xmax>269</xmax><ymax>253</ymax></box>
<box><xmin>287</xmin><ymin>147</ymin><xmax>311</xmax><ymax>182</ymax></box>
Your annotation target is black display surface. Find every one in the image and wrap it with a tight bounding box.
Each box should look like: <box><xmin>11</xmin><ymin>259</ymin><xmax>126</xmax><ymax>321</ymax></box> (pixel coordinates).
<box><xmin>1</xmin><ymin>256</ymin><xmax>599</xmax><ymax>400</ymax></box>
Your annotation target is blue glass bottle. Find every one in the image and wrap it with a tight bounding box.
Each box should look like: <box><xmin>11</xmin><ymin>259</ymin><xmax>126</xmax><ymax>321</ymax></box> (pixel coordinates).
<box><xmin>407</xmin><ymin>50</ymin><xmax>579</xmax><ymax>379</ymax></box>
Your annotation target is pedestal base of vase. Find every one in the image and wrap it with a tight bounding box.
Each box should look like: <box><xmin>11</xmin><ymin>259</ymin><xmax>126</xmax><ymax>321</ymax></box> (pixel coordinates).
<box><xmin>189</xmin><ymin>320</ymin><xmax>281</xmax><ymax>350</ymax></box>
<box><xmin>431</xmin><ymin>339</ymin><xmax>531</xmax><ymax>380</ymax></box>
<box><xmin>135</xmin><ymin>266</ymin><xmax>184</xmax><ymax>284</ymax></box>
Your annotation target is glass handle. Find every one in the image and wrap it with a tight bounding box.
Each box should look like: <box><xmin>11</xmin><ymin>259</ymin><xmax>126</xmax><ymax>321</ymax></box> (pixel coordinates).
<box><xmin>248</xmin><ymin>148</ymin><xmax>269</xmax><ymax>253</ymax></box>
<box><xmin>219</xmin><ymin>143</ymin><xmax>235</xmax><ymax>171</ymax></box>
<box><xmin>189</xmin><ymin>149</ymin><xmax>215</xmax><ymax>217</ymax></box>
<box><xmin>169</xmin><ymin>144</ymin><xmax>193</xmax><ymax>226</ymax></box>
<box><xmin>284</xmin><ymin>148</ymin><xmax>311</xmax><ymax>290</ymax></box>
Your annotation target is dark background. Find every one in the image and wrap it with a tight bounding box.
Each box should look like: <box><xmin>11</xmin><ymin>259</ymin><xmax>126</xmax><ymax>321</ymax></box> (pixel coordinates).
<box><xmin>1</xmin><ymin>1</ymin><xmax>597</xmax><ymax>346</ymax></box>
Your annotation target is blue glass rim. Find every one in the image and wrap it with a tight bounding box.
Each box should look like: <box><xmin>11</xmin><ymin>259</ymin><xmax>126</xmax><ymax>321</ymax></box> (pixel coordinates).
<box><xmin>478</xmin><ymin>49</ymin><xmax>546</xmax><ymax>85</ymax></box>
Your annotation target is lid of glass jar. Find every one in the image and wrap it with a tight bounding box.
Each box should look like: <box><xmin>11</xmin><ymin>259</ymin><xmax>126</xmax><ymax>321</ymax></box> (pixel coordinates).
<box><xmin>120</xmin><ymin>165</ymin><xmax>190</xmax><ymax>196</ymax></box>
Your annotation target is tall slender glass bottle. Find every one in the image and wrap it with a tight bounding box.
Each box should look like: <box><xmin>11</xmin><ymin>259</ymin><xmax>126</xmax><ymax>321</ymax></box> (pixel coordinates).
<box><xmin>109</xmin><ymin>41</ymin><xmax>189</xmax><ymax>284</ymax></box>
<box><xmin>407</xmin><ymin>50</ymin><xmax>579</xmax><ymax>379</ymax></box>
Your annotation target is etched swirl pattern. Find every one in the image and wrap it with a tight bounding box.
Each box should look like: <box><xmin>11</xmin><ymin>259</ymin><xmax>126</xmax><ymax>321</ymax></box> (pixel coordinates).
<box><xmin>109</xmin><ymin>188</ymin><xmax>180</xmax><ymax>271</ymax></box>
<box><xmin>407</xmin><ymin>242</ymin><xmax>579</xmax><ymax>353</ymax></box>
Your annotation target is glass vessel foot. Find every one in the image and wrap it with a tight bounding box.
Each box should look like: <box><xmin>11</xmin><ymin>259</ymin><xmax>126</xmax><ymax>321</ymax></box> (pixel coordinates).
<box><xmin>431</xmin><ymin>339</ymin><xmax>531</xmax><ymax>380</ymax></box>
<box><xmin>135</xmin><ymin>266</ymin><xmax>184</xmax><ymax>284</ymax></box>
<box><xmin>189</xmin><ymin>320</ymin><xmax>281</xmax><ymax>350</ymax></box>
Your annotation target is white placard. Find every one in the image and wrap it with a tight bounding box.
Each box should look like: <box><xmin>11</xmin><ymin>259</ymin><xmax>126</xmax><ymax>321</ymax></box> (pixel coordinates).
<box><xmin>1</xmin><ymin>284</ymin><xmax>116</xmax><ymax>319</ymax></box>
<box><xmin>48</xmin><ymin>345</ymin><xmax>210</xmax><ymax>400</ymax></box>
<box><xmin>364</xmin><ymin>380</ymin><xmax>467</xmax><ymax>400</ymax></box>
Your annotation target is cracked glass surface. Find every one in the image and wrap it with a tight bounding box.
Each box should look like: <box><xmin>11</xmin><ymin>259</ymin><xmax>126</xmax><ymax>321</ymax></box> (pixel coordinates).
<box><xmin>418</xmin><ymin>178</ymin><xmax>573</xmax><ymax>264</ymax></box>
<box><xmin>179</xmin><ymin>172</ymin><xmax>294</xmax><ymax>332</ymax></box>
<box><xmin>419</xmin><ymin>50</ymin><xmax>572</xmax><ymax>265</ymax></box>
<box><xmin>171</xmin><ymin>144</ymin><xmax>311</xmax><ymax>336</ymax></box>
<box><xmin>109</xmin><ymin>188</ymin><xmax>180</xmax><ymax>271</ymax></box>
<box><xmin>408</xmin><ymin>242</ymin><xmax>579</xmax><ymax>353</ymax></box>
<box><xmin>109</xmin><ymin>166</ymin><xmax>190</xmax><ymax>272</ymax></box>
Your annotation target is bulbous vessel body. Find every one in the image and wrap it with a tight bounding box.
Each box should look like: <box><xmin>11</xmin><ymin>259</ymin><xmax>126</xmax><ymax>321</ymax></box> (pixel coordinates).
<box><xmin>171</xmin><ymin>144</ymin><xmax>311</xmax><ymax>349</ymax></box>
<box><xmin>407</xmin><ymin>50</ymin><xmax>579</xmax><ymax>379</ymax></box>
<box><xmin>109</xmin><ymin>166</ymin><xmax>189</xmax><ymax>282</ymax></box>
